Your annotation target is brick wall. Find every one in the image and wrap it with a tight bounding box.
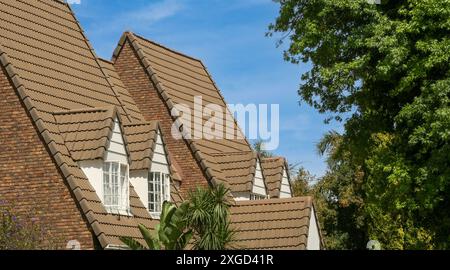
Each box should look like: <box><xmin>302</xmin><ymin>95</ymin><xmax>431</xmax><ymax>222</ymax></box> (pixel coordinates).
<box><xmin>0</xmin><ymin>65</ymin><xmax>96</xmax><ymax>250</ymax></box>
<box><xmin>114</xmin><ymin>40</ymin><xmax>209</xmax><ymax>195</ymax></box>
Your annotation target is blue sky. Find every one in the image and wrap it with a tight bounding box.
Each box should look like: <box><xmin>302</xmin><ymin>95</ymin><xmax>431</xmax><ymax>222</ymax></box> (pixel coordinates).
<box><xmin>71</xmin><ymin>0</ymin><xmax>343</xmax><ymax>177</ymax></box>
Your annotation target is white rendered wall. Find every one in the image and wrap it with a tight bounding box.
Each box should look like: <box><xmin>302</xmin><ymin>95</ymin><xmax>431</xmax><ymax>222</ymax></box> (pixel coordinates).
<box><xmin>307</xmin><ymin>206</ymin><xmax>321</xmax><ymax>250</ymax></box>
<box><xmin>104</xmin><ymin>119</ymin><xmax>128</xmax><ymax>164</ymax></box>
<box><xmin>131</xmin><ymin>129</ymin><xmax>171</xmax><ymax>211</ymax></box>
<box><xmin>150</xmin><ymin>130</ymin><xmax>170</xmax><ymax>174</ymax></box>
<box><xmin>79</xmin><ymin>119</ymin><xmax>128</xmax><ymax>208</ymax></box>
<box><xmin>251</xmin><ymin>160</ymin><xmax>267</xmax><ymax>197</ymax></box>
<box><xmin>232</xmin><ymin>192</ymin><xmax>251</xmax><ymax>201</ymax></box>
<box><xmin>130</xmin><ymin>170</ymin><xmax>148</xmax><ymax>209</ymax></box>
<box><xmin>79</xmin><ymin>159</ymin><xmax>103</xmax><ymax>200</ymax></box>
<box><xmin>279</xmin><ymin>167</ymin><xmax>292</xmax><ymax>198</ymax></box>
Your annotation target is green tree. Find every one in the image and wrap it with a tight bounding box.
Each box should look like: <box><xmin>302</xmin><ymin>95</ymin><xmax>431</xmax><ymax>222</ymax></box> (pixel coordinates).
<box><xmin>0</xmin><ymin>202</ymin><xmax>60</xmax><ymax>250</ymax></box>
<box><xmin>120</xmin><ymin>183</ymin><xmax>235</xmax><ymax>250</ymax></box>
<box><xmin>291</xmin><ymin>166</ymin><xmax>314</xmax><ymax>196</ymax></box>
<box><xmin>253</xmin><ymin>140</ymin><xmax>274</xmax><ymax>158</ymax></box>
<box><xmin>313</xmin><ymin>131</ymin><xmax>366</xmax><ymax>249</ymax></box>
<box><xmin>185</xmin><ymin>184</ymin><xmax>235</xmax><ymax>250</ymax></box>
<box><xmin>269</xmin><ymin>0</ymin><xmax>450</xmax><ymax>249</ymax></box>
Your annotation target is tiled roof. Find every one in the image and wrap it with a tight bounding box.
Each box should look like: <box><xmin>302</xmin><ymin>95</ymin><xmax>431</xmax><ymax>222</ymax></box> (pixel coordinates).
<box><xmin>231</xmin><ymin>197</ymin><xmax>313</xmax><ymax>250</ymax></box>
<box><xmin>210</xmin><ymin>151</ymin><xmax>258</xmax><ymax>193</ymax></box>
<box><xmin>115</xmin><ymin>33</ymin><xmax>251</xmax><ymax>153</ymax></box>
<box><xmin>98</xmin><ymin>59</ymin><xmax>145</xmax><ymax>122</ymax></box>
<box><xmin>123</xmin><ymin>121</ymin><xmax>183</xmax><ymax>182</ymax></box>
<box><xmin>112</xmin><ymin>32</ymin><xmax>260</xmax><ymax>189</ymax></box>
<box><xmin>260</xmin><ymin>157</ymin><xmax>289</xmax><ymax>198</ymax></box>
<box><xmin>53</xmin><ymin>106</ymin><xmax>118</xmax><ymax>161</ymax></box>
<box><xmin>123</xmin><ymin>121</ymin><xmax>159</xmax><ymax>171</ymax></box>
<box><xmin>0</xmin><ymin>0</ymin><xmax>181</xmax><ymax>249</ymax></box>
<box><xmin>0</xmin><ymin>0</ymin><xmax>132</xmax><ymax>121</ymax></box>
<box><xmin>0</xmin><ymin>0</ymin><xmax>318</xmax><ymax>250</ymax></box>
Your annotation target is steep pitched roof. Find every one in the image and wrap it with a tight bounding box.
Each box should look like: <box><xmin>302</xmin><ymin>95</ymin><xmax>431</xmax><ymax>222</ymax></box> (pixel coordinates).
<box><xmin>112</xmin><ymin>32</ymin><xmax>262</xmax><ymax>190</ymax></box>
<box><xmin>98</xmin><ymin>59</ymin><xmax>144</xmax><ymax>122</ymax></box>
<box><xmin>123</xmin><ymin>121</ymin><xmax>159</xmax><ymax>171</ymax></box>
<box><xmin>210</xmin><ymin>151</ymin><xmax>260</xmax><ymax>193</ymax></box>
<box><xmin>0</xmin><ymin>0</ymin><xmax>319</xmax><ymax>250</ymax></box>
<box><xmin>0</xmin><ymin>0</ymin><xmax>182</xmax><ymax>249</ymax></box>
<box><xmin>231</xmin><ymin>197</ymin><xmax>315</xmax><ymax>250</ymax></box>
<box><xmin>260</xmin><ymin>157</ymin><xmax>291</xmax><ymax>198</ymax></box>
<box><xmin>53</xmin><ymin>106</ymin><xmax>120</xmax><ymax>161</ymax></box>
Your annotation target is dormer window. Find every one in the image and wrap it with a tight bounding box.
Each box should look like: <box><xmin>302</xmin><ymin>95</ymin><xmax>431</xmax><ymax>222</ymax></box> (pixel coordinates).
<box><xmin>148</xmin><ymin>171</ymin><xmax>170</xmax><ymax>217</ymax></box>
<box><xmin>103</xmin><ymin>162</ymin><xmax>129</xmax><ymax>214</ymax></box>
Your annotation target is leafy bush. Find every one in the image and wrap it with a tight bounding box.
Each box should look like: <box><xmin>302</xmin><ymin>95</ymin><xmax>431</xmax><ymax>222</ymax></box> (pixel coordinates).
<box><xmin>0</xmin><ymin>201</ymin><xmax>59</xmax><ymax>250</ymax></box>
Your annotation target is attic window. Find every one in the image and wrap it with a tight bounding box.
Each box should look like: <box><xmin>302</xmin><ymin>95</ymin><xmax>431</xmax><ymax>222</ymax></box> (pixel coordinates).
<box><xmin>148</xmin><ymin>172</ymin><xmax>170</xmax><ymax>218</ymax></box>
<box><xmin>103</xmin><ymin>162</ymin><xmax>130</xmax><ymax>214</ymax></box>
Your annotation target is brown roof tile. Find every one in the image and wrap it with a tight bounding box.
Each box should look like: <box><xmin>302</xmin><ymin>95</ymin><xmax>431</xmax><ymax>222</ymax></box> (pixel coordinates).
<box><xmin>230</xmin><ymin>197</ymin><xmax>313</xmax><ymax>250</ymax></box>
<box><xmin>52</xmin><ymin>107</ymin><xmax>117</xmax><ymax>161</ymax></box>
<box><xmin>0</xmin><ymin>0</ymin><xmax>181</xmax><ymax>249</ymax></box>
<box><xmin>210</xmin><ymin>151</ymin><xmax>259</xmax><ymax>193</ymax></box>
<box><xmin>123</xmin><ymin>121</ymin><xmax>158</xmax><ymax>171</ymax></box>
<box><xmin>0</xmin><ymin>0</ymin><xmax>318</xmax><ymax>250</ymax></box>
<box><xmin>260</xmin><ymin>157</ymin><xmax>289</xmax><ymax>198</ymax></box>
<box><xmin>112</xmin><ymin>32</ymin><xmax>254</xmax><ymax>188</ymax></box>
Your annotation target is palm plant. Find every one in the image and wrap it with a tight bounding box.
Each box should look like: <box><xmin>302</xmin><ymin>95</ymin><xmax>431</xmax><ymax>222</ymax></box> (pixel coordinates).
<box><xmin>120</xmin><ymin>201</ymin><xmax>192</xmax><ymax>250</ymax></box>
<box><xmin>120</xmin><ymin>183</ymin><xmax>235</xmax><ymax>250</ymax></box>
<box><xmin>185</xmin><ymin>183</ymin><xmax>236</xmax><ymax>250</ymax></box>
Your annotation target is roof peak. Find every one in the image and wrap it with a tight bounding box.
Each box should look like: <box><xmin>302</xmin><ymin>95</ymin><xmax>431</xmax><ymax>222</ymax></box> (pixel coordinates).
<box><xmin>126</xmin><ymin>32</ymin><xmax>203</xmax><ymax>63</ymax></box>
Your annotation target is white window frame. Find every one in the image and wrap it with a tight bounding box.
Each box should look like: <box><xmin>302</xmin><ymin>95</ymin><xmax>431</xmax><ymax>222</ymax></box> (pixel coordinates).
<box><xmin>148</xmin><ymin>171</ymin><xmax>171</xmax><ymax>219</ymax></box>
<box><xmin>250</xmin><ymin>193</ymin><xmax>267</xmax><ymax>200</ymax></box>
<box><xmin>102</xmin><ymin>161</ymin><xmax>130</xmax><ymax>215</ymax></box>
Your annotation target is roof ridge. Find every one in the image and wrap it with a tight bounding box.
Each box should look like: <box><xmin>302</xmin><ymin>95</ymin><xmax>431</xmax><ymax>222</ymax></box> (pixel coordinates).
<box><xmin>130</xmin><ymin>32</ymin><xmax>203</xmax><ymax>63</ymax></box>
<box><xmin>118</xmin><ymin>32</ymin><xmax>229</xmax><ymax>188</ymax></box>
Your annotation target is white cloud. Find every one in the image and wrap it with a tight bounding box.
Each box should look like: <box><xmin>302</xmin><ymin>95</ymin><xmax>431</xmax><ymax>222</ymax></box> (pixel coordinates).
<box><xmin>67</xmin><ymin>0</ymin><xmax>81</xmax><ymax>4</ymax></box>
<box><xmin>126</xmin><ymin>0</ymin><xmax>184</xmax><ymax>25</ymax></box>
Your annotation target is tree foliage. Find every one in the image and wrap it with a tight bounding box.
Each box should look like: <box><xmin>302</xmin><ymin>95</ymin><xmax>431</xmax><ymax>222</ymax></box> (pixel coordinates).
<box><xmin>0</xmin><ymin>202</ymin><xmax>60</xmax><ymax>250</ymax></box>
<box><xmin>185</xmin><ymin>184</ymin><xmax>236</xmax><ymax>250</ymax></box>
<box><xmin>120</xmin><ymin>201</ymin><xmax>192</xmax><ymax>250</ymax></box>
<box><xmin>270</xmin><ymin>0</ymin><xmax>450</xmax><ymax>249</ymax></box>
<box><xmin>120</xmin><ymin>184</ymin><xmax>235</xmax><ymax>250</ymax></box>
<box><xmin>253</xmin><ymin>140</ymin><xmax>274</xmax><ymax>158</ymax></box>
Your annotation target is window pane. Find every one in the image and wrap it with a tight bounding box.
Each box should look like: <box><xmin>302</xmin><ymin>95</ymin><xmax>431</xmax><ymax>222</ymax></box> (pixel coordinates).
<box><xmin>163</xmin><ymin>174</ymin><xmax>170</xmax><ymax>202</ymax></box>
<box><xmin>112</xmin><ymin>163</ymin><xmax>119</xmax><ymax>207</ymax></box>
<box><xmin>120</xmin><ymin>164</ymin><xmax>128</xmax><ymax>210</ymax></box>
<box><xmin>149</xmin><ymin>172</ymin><xmax>154</xmax><ymax>192</ymax></box>
<box><xmin>103</xmin><ymin>163</ymin><xmax>111</xmax><ymax>206</ymax></box>
<box><xmin>148</xmin><ymin>172</ymin><xmax>156</xmax><ymax>212</ymax></box>
<box><xmin>148</xmin><ymin>172</ymin><xmax>171</xmax><ymax>215</ymax></box>
<box><xmin>149</xmin><ymin>203</ymin><xmax>154</xmax><ymax>212</ymax></box>
<box><xmin>161</xmin><ymin>175</ymin><xmax>165</xmax><ymax>202</ymax></box>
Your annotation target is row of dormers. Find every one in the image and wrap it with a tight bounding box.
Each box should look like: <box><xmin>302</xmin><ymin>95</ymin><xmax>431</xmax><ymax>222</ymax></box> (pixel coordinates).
<box><xmin>52</xmin><ymin>106</ymin><xmax>292</xmax><ymax>218</ymax></box>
